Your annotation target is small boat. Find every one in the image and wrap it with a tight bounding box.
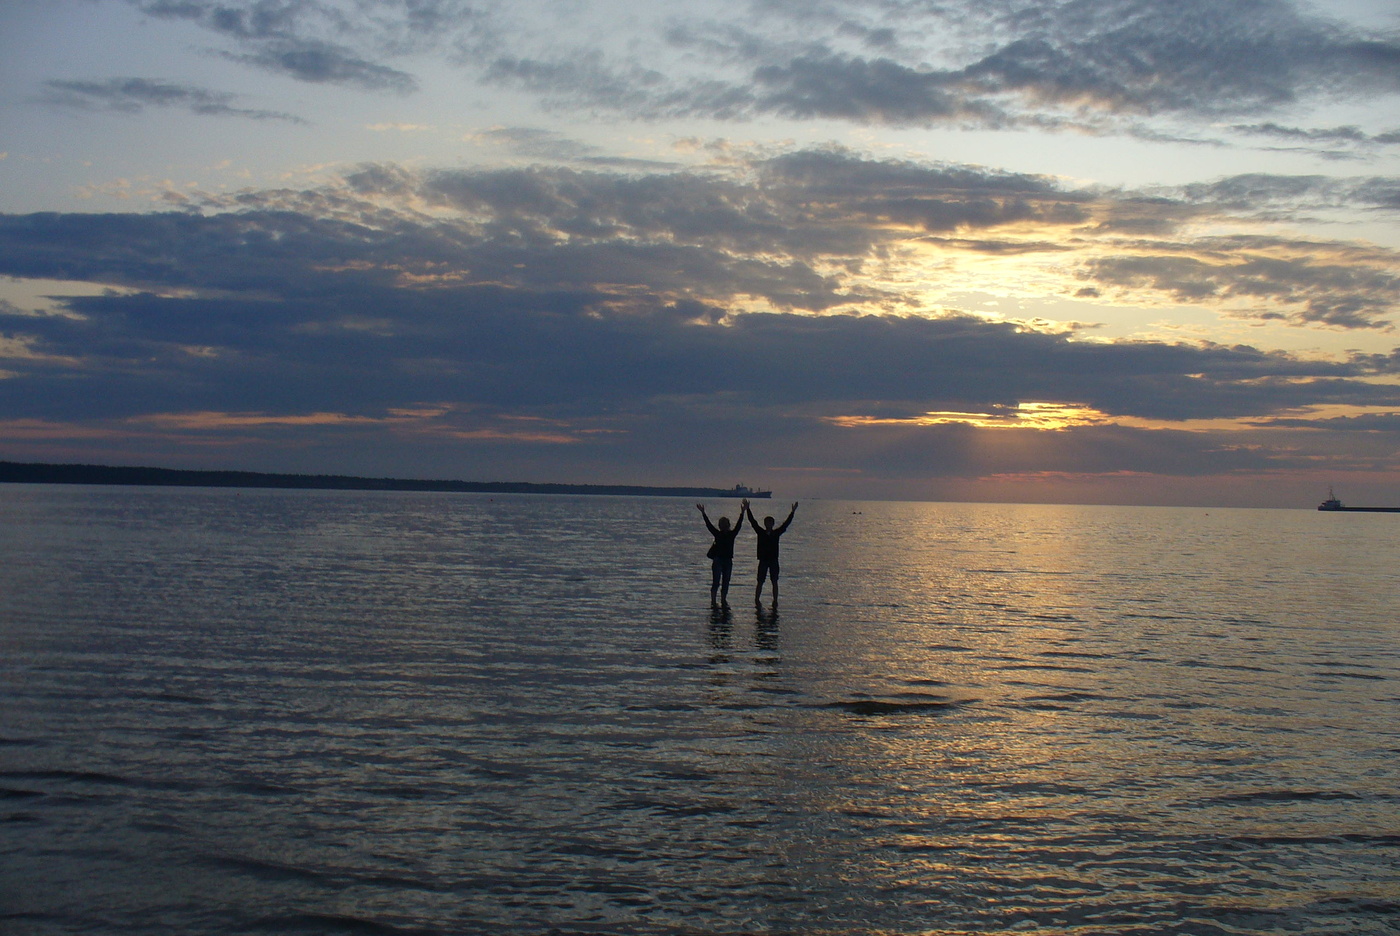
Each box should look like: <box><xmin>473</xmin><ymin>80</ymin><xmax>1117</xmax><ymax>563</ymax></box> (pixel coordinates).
<box><xmin>1317</xmin><ymin>487</ymin><xmax>1400</xmax><ymax>512</ymax></box>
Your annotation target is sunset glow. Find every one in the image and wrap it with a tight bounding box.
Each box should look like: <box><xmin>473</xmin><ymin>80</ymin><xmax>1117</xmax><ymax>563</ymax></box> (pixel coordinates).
<box><xmin>2</xmin><ymin>0</ymin><xmax>1399</xmax><ymax>504</ymax></box>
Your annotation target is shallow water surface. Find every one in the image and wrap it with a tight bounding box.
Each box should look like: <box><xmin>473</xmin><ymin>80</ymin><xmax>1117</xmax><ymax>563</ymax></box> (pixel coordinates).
<box><xmin>2</xmin><ymin>488</ymin><xmax>1398</xmax><ymax>934</ymax></box>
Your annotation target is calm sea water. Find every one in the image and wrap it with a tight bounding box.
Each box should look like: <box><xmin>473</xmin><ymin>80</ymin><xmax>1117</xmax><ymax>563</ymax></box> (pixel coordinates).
<box><xmin>2</xmin><ymin>486</ymin><xmax>1398</xmax><ymax>935</ymax></box>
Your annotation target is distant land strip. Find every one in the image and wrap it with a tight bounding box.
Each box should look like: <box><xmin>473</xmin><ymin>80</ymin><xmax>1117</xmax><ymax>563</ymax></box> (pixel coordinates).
<box><xmin>0</xmin><ymin>461</ymin><xmax>770</xmax><ymax>499</ymax></box>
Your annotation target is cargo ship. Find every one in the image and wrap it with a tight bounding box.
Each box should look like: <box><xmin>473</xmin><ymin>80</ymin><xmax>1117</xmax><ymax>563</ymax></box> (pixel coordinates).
<box><xmin>1317</xmin><ymin>487</ymin><xmax>1400</xmax><ymax>512</ymax></box>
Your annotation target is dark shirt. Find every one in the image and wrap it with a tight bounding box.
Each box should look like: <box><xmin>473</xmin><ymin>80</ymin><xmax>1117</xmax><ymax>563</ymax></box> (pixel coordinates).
<box><xmin>748</xmin><ymin>511</ymin><xmax>793</xmax><ymax>562</ymax></box>
<box><xmin>704</xmin><ymin>518</ymin><xmax>742</xmax><ymax>562</ymax></box>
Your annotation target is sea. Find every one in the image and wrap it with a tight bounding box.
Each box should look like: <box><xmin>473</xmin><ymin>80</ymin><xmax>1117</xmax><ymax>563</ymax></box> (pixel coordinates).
<box><xmin>2</xmin><ymin>485</ymin><xmax>1398</xmax><ymax>936</ymax></box>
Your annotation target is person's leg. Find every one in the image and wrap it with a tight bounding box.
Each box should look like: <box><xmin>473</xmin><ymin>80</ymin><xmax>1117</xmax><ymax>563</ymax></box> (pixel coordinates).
<box><xmin>755</xmin><ymin>560</ymin><xmax>768</xmax><ymax>601</ymax></box>
<box><xmin>719</xmin><ymin>558</ymin><xmax>733</xmax><ymax>600</ymax></box>
<box><xmin>711</xmin><ymin>560</ymin><xmax>722</xmax><ymax>600</ymax></box>
<box><xmin>770</xmin><ymin>561</ymin><xmax>780</xmax><ymax>603</ymax></box>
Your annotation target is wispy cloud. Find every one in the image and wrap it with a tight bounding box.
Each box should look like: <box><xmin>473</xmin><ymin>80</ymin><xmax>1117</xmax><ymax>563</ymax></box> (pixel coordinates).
<box><xmin>220</xmin><ymin>40</ymin><xmax>417</xmax><ymax>92</ymax></box>
<box><xmin>122</xmin><ymin>0</ymin><xmax>1400</xmax><ymax>137</ymax></box>
<box><xmin>467</xmin><ymin>127</ymin><xmax>678</xmax><ymax>169</ymax></box>
<box><xmin>1248</xmin><ymin>411</ymin><xmax>1400</xmax><ymax>430</ymax></box>
<box><xmin>1082</xmin><ymin>236</ymin><xmax>1400</xmax><ymax>329</ymax></box>
<box><xmin>41</xmin><ymin>77</ymin><xmax>307</xmax><ymax>123</ymax></box>
<box><xmin>133</xmin><ymin>0</ymin><xmax>428</xmax><ymax>92</ymax></box>
<box><xmin>475</xmin><ymin>0</ymin><xmax>1400</xmax><ymax>134</ymax></box>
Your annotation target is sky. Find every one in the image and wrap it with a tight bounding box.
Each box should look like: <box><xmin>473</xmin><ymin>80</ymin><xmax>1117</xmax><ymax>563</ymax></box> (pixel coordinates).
<box><xmin>2</xmin><ymin>0</ymin><xmax>1400</xmax><ymax>506</ymax></box>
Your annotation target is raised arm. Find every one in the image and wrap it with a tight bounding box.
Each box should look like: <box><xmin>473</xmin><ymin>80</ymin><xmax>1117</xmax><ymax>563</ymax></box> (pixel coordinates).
<box><xmin>775</xmin><ymin>501</ymin><xmax>798</xmax><ymax>533</ymax></box>
<box><xmin>745</xmin><ymin>502</ymin><xmax>763</xmax><ymax>533</ymax></box>
<box><xmin>697</xmin><ymin>504</ymin><xmax>720</xmax><ymax>537</ymax></box>
<box><xmin>731</xmin><ymin>498</ymin><xmax>749</xmax><ymax>532</ymax></box>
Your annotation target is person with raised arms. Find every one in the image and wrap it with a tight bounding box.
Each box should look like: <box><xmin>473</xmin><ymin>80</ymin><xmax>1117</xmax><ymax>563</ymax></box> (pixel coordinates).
<box><xmin>745</xmin><ymin>501</ymin><xmax>797</xmax><ymax>604</ymax></box>
<box><xmin>698</xmin><ymin>499</ymin><xmax>747</xmax><ymax>604</ymax></box>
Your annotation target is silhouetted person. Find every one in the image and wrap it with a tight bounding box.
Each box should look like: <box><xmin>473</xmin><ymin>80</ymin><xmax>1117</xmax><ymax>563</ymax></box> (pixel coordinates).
<box><xmin>698</xmin><ymin>499</ymin><xmax>747</xmax><ymax>603</ymax></box>
<box><xmin>746</xmin><ymin>501</ymin><xmax>797</xmax><ymax>603</ymax></box>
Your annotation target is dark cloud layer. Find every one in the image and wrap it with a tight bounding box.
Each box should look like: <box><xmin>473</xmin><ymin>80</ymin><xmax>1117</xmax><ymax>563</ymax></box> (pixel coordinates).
<box><xmin>1252</xmin><ymin>412</ymin><xmax>1400</xmax><ymax>431</ymax></box>
<box><xmin>3</xmin><ymin>152</ymin><xmax>1399</xmax><ymax>489</ymax></box>
<box><xmin>4</xmin><ymin>266</ymin><xmax>1382</xmax><ymax>423</ymax></box>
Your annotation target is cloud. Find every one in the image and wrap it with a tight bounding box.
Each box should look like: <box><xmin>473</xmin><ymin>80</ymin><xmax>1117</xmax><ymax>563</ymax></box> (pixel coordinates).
<box><xmin>1</xmin><ymin>266</ymin><xmax>1393</xmax><ymax>425</ymax></box>
<box><xmin>3</xmin><ymin>151</ymin><xmax>1400</xmax><ymax>484</ymax></box>
<box><xmin>464</xmin><ymin>0</ymin><xmax>1400</xmax><ymax>134</ymax></box>
<box><xmin>1248</xmin><ymin>412</ymin><xmax>1400</xmax><ymax>431</ymax></box>
<box><xmin>1230</xmin><ymin>122</ymin><xmax>1381</xmax><ymax>146</ymax></box>
<box><xmin>119</xmin><ymin>0</ymin><xmax>1400</xmax><ymax>136</ymax></box>
<box><xmin>754</xmin><ymin>149</ymin><xmax>1094</xmax><ymax>232</ymax></box>
<box><xmin>5</xmin><ymin>152</ymin><xmax>1398</xmax><ymax>331</ymax></box>
<box><xmin>1081</xmin><ymin>239</ymin><xmax>1400</xmax><ymax>329</ymax></box>
<box><xmin>747</xmin><ymin>51</ymin><xmax>986</xmax><ymax>124</ymax></box>
<box><xmin>41</xmin><ymin>77</ymin><xmax>307</xmax><ymax>122</ymax></box>
<box><xmin>467</xmin><ymin>127</ymin><xmax>678</xmax><ymax>169</ymax></box>
<box><xmin>1180</xmin><ymin>173</ymin><xmax>1400</xmax><ymax>216</ymax></box>
<box><xmin>0</xmin><ymin>168</ymin><xmax>1395</xmax><ymax>419</ymax></box>
<box><xmin>133</xmin><ymin>0</ymin><xmax>426</xmax><ymax>92</ymax></box>
<box><xmin>3</xmin><ymin>278</ymin><xmax>1397</xmax><ymax>484</ymax></box>
<box><xmin>223</xmin><ymin>40</ymin><xmax>417</xmax><ymax>92</ymax></box>
<box><xmin>941</xmin><ymin>0</ymin><xmax>1400</xmax><ymax>116</ymax></box>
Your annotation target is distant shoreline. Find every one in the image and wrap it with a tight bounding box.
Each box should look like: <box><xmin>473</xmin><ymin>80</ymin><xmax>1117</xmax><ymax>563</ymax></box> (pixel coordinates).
<box><xmin>0</xmin><ymin>461</ymin><xmax>771</xmax><ymax>499</ymax></box>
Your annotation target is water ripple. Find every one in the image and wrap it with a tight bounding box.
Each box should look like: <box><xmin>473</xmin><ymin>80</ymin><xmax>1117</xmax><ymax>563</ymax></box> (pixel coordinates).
<box><xmin>2</xmin><ymin>489</ymin><xmax>1397</xmax><ymax>936</ymax></box>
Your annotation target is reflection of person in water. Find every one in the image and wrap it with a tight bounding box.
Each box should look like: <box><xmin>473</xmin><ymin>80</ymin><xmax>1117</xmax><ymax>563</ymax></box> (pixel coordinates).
<box><xmin>698</xmin><ymin>499</ymin><xmax>747</xmax><ymax>603</ymax></box>
<box><xmin>754</xmin><ymin>602</ymin><xmax>780</xmax><ymax>653</ymax></box>
<box><xmin>745</xmin><ymin>501</ymin><xmax>798</xmax><ymax>603</ymax></box>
